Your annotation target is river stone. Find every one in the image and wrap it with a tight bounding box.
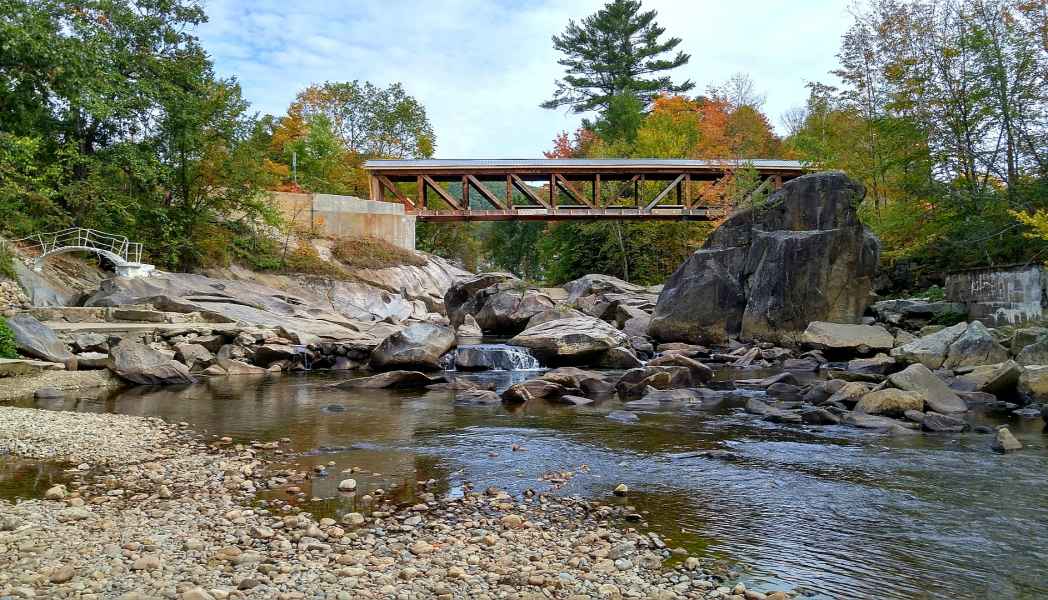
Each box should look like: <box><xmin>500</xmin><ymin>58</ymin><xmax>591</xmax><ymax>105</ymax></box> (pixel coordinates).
<box><xmin>454</xmin><ymin>389</ymin><xmax>501</xmax><ymax>405</ymax></box>
<box><xmin>890</xmin><ymin>321</ymin><xmax>968</xmax><ymax>369</ymax></box>
<box><xmin>564</xmin><ymin>274</ymin><xmax>647</xmax><ymax>302</ymax></box>
<box><xmin>174</xmin><ymin>343</ymin><xmax>213</xmax><ymax>371</ymax></box>
<box><xmin>334</xmin><ymin>370</ymin><xmax>444</xmax><ymax>389</ymax></box>
<box><xmin>943</xmin><ymin>321</ymin><xmax>1008</xmax><ymax>369</ymax></box>
<box><xmin>1015</xmin><ymin>337</ymin><xmax>1048</xmax><ymax>366</ymax></box>
<box><xmin>110</xmin><ymin>339</ymin><xmax>194</xmax><ymax>385</ymax></box>
<box><xmin>474</xmin><ymin>285</ymin><xmax>555</xmax><ymax>333</ymax></box>
<box><xmin>527</xmin><ymin>307</ymin><xmax>587</xmax><ymax>329</ymax></box>
<box><xmin>501</xmin><ymin>379</ymin><xmax>566</xmax><ymax>404</ymax></box>
<box><xmin>841</xmin><ymin>412</ymin><xmax>913</xmax><ymax>430</ymax></box>
<box><xmin>799</xmin><ymin>406</ymin><xmax>841</xmax><ymax>425</ymax></box>
<box><xmin>216</xmin><ymin>358</ymin><xmax>267</xmax><ymax>375</ymax></box>
<box><xmin>846</xmin><ymin>354</ymin><xmax>897</xmax><ymax>375</ymax></box>
<box><xmin>552</xmin><ymin>394</ymin><xmax>594</xmax><ymax>406</ymax></box>
<box><xmin>991</xmin><ymin>427</ymin><xmax>1022</xmax><ymax>453</ymax></box>
<box><xmin>801</xmin><ymin>321</ymin><xmax>894</xmax><ymax>354</ymax></box>
<box><xmin>650</xmin><ymin>172</ymin><xmax>879</xmax><ymax>344</ymax></box>
<box><xmin>597</xmin><ymin>346</ymin><xmax>644</xmax><ymax>369</ymax></box>
<box><xmin>456</xmin><ymin>313</ymin><xmax>483</xmax><ymax>337</ymax></box>
<box><xmin>855</xmin><ymin>389</ymin><xmax>924</xmax><ymax>417</ymax></box>
<box><xmin>921</xmin><ymin>412</ymin><xmax>969</xmax><ymax>433</ymax></box>
<box><xmin>615</xmin><ymin>366</ymin><xmax>692</xmax><ymax>400</ymax></box>
<box><xmin>540</xmin><ymin>367</ymin><xmax>614</xmax><ymax>397</ymax></box>
<box><xmin>952</xmin><ymin>360</ymin><xmax>1021</xmax><ymax>395</ymax></box>
<box><xmin>646</xmin><ymin>353</ymin><xmax>713</xmax><ymax>383</ymax></box>
<box><xmin>70</xmin><ymin>332</ymin><xmax>109</xmax><ymax>353</ymax></box>
<box><xmin>508</xmin><ymin>316</ymin><xmax>628</xmax><ymax>362</ymax></box>
<box><xmin>1011</xmin><ymin>327</ymin><xmax>1048</xmax><ymax>353</ymax></box>
<box><xmin>370</xmin><ymin>323</ymin><xmax>455</xmax><ymax>370</ymax></box>
<box><xmin>826</xmin><ymin>381</ymin><xmax>870</xmax><ymax>406</ymax></box>
<box><xmin>1017</xmin><ymin>365</ymin><xmax>1048</xmax><ymax>401</ymax></box>
<box><xmin>6</xmin><ymin>313</ymin><xmax>73</xmax><ymax>363</ymax></box>
<box><xmin>888</xmin><ymin>364</ymin><xmax>967</xmax><ymax>414</ymax></box>
<box><xmin>606</xmin><ymin>410</ymin><xmax>640</xmax><ymax>424</ymax></box>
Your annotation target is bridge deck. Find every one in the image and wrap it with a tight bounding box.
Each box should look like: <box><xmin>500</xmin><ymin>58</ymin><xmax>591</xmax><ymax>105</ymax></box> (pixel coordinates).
<box><xmin>363</xmin><ymin>159</ymin><xmax>807</xmax><ymax>221</ymax></box>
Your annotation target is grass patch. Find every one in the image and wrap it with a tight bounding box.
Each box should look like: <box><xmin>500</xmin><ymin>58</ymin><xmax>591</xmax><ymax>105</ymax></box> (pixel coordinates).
<box><xmin>331</xmin><ymin>236</ymin><xmax>427</xmax><ymax>270</ymax></box>
<box><xmin>0</xmin><ymin>318</ymin><xmax>18</xmax><ymax>359</ymax></box>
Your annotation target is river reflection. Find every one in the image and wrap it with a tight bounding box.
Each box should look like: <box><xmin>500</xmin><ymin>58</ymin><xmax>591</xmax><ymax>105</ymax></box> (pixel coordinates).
<box><xmin>10</xmin><ymin>370</ymin><xmax>1048</xmax><ymax>599</ymax></box>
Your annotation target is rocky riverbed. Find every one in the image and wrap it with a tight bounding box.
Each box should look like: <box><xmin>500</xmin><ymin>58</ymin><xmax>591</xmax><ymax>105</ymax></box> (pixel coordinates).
<box><xmin>0</xmin><ymin>405</ymin><xmax>789</xmax><ymax>600</ymax></box>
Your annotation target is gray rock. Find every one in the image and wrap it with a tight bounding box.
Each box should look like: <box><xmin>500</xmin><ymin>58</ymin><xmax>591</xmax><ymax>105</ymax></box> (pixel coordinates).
<box><xmin>622</xmin><ymin>314</ymin><xmax>652</xmax><ymax>338</ymax></box>
<box><xmin>34</xmin><ymin>387</ymin><xmax>63</xmax><ymax>399</ymax></box>
<box><xmin>855</xmin><ymin>389</ymin><xmax>924</xmax><ymax>417</ymax></box>
<box><xmin>174</xmin><ymin>343</ymin><xmax>213</xmax><ymax>371</ymax></box>
<box><xmin>1011</xmin><ymin>327</ymin><xmax>1048</xmax><ymax>356</ymax></box>
<box><xmin>615</xmin><ymin>366</ymin><xmax>692</xmax><ymax>400</ymax></box>
<box><xmin>1018</xmin><ymin>365</ymin><xmax>1048</xmax><ymax>402</ymax></box>
<box><xmin>888</xmin><ymin>363</ymin><xmax>967</xmax><ymax>414</ymax></box>
<box><xmin>943</xmin><ymin>321</ymin><xmax>1008</xmax><ymax>369</ymax></box>
<box><xmin>474</xmin><ymin>285</ymin><xmax>555</xmax><ymax>333</ymax></box>
<box><xmin>1015</xmin><ymin>337</ymin><xmax>1048</xmax><ymax>366</ymax></box>
<box><xmin>650</xmin><ymin>172</ymin><xmax>879</xmax><ymax>344</ymax></box>
<box><xmin>846</xmin><ymin>355</ymin><xmax>898</xmax><ymax>375</ymax></box>
<box><xmin>952</xmin><ymin>360</ymin><xmax>1021</xmax><ymax>395</ymax></box>
<box><xmin>527</xmin><ymin>306</ymin><xmax>587</xmax><ymax>329</ymax></box>
<box><xmin>334</xmin><ymin>370</ymin><xmax>444</xmax><ymax>389</ymax></box>
<box><xmin>501</xmin><ymin>379</ymin><xmax>566</xmax><ymax>404</ymax></box>
<box><xmin>509</xmin><ymin>317</ymin><xmax>628</xmax><ymax>363</ymax></box>
<box><xmin>453</xmin><ymin>390</ymin><xmax>501</xmax><ymax>405</ymax></box>
<box><xmin>921</xmin><ymin>412</ymin><xmax>969</xmax><ymax>433</ymax></box>
<box><xmin>890</xmin><ymin>322</ymin><xmax>968</xmax><ymax>369</ymax></box>
<box><xmin>109</xmin><ymin>339</ymin><xmax>195</xmax><ymax>385</ymax></box>
<box><xmin>541</xmin><ymin>367</ymin><xmax>614</xmax><ymax>397</ymax></box>
<box><xmin>564</xmin><ymin>274</ymin><xmax>646</xmax><ymax>302</ymax></box>
<box><xmin>597</xmin><ymin>346</ymin><xmax>644</xmax><ymax>369</ymax></box>
<box><xmin>646</xmin><ymin>353</ymin><xmax>713</xmax><ymax>383</ymax></box>
<box><xmin>871</xmin><ymin>298</ymin><xmax>967</xmax><ymax>324</ymax></box>
<box><xmin>551</xmin><ymin>394</ymin><xmax>594</xmax><ymax>406</ymax></box>
<box><xmin>606</xmin><ymin>410</ymin><xmax>640</xmax><ymax>424</ymax></box>
<box><xmin>801</xmin><ymin>321</ymin><xmax>894</xmax><ymax>354</ymax></box>
<box><xmin>6</xmin><ymin>314</ymin><xmax>73</xmax><ymax>363</ymax></box>
<box><xmin>70</xmin><ymin>332</ymin><xmax>109</xmax><ymax>354</ymax></box>
<box><xmin>456</xmin><ymin>314</ymin><xmax>483</xmax><ymax>338</ymax></box>
<box><xmin>842</xmin><ymin>412</ymin><xmax>914</xmax><ymax>430</ymax></box>
<box><xmin>783</xmin><ymin>358</ymin><xmax>821</xmax><ymax>371</ymax></box>
<box><xmin>799</xmin><ymin>406</ymin><xmax>841</xmax><ymax>425</ymax></box>
<box><xmin>991</xmin><ymin>427</ymin><xmax>1022</xmax><ymax>453</ymax></box>
<box><xmin>370</xmin><ymin>323</ymin><xmax>455</xmax><ymax>371</ymax></box>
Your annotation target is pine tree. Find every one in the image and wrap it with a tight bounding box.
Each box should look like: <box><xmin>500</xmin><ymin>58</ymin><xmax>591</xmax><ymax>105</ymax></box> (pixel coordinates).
<box><xmin>541</xmin><ymin>0</ymin><xmax>693</xmax><ymax>114</ymax></box>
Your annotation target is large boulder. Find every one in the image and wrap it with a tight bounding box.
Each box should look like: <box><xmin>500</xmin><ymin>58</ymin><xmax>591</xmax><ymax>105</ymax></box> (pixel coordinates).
<box><xmin>370</xmin><ymin>323</ymin><xmax>455</xmax><ymax>371</ymax></box>
<box><xmin>5</xmin><ymin>314</ymin><xmax>73</xmax><ymax>363</ymax></box>
<box><xmin>855</xmin><ymin>389</ymin><xmax>924</xmax><ymax>417</ymax></box>
<box><xmin>508</xmin><ymin>317</ymin><xmax>628</xmax><ymax>363</ymax></box>
<box><xmin>800</xmin><ymin>321</ymin><xmax>894</xmax><ymax>355</ymax></box>
<box><xmin>1015</xmin><ymin>338</ymin><xmax>1048</xmax><ymax>366</ymax></box>
<box><xmin>649</xmin><ymin>172</ymin><xmax>879</xmax><ymax>344</ymax></box>
<box><xmin>888</xmin><ymin>364</ymin><xmax>967</xmax><ymax>414</ymax></box>
<box><xmin>871</xmin><ymin>299</ymin><xmax>967</xmax><ymax>325</ymax></box>
<box><xmin>942</xmin><ymin>321</ymin><xmax>1008</xmax><ymax>369</ymax></box>
<box><xmin>563</xmin><ymin>274</ymin><xmax>648</xmax><ymax>302</ymax></box>
<box><xmin>890</xmin><ymin>322</ymin><xmax>968</xmax><ymax>370</ymax></box>
<box><xmin>110</xmin><ymin>339</ymin><xmax>195</xmax><ymax>385</ymax></box>
<box><xmin>444</xmin><ymin>274</ymin><xmax>554</xmax><ymax>334</ymax></box>
<box><xmin>1018</xmin><ymin>365</ymin><xmax>1048</xmax><ymax>402</ymax></box>
<box><xmin>952</xmin><ymin>360</ymin><xmax>1021</xmax><ymax>395</ymax></box>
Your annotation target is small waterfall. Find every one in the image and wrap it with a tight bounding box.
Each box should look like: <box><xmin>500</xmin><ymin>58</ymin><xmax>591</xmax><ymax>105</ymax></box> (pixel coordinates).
<box><xmin>449</xmin><ymin>344</ymin><xmax>542</xmax><ymax>371</ymax></box>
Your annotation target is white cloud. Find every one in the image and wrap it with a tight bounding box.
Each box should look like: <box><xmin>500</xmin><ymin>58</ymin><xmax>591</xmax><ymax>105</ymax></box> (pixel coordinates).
<box><xmin>196</xmin><ymin>0</ymin><xmax>853</xmax><ymax>158</ymax></box>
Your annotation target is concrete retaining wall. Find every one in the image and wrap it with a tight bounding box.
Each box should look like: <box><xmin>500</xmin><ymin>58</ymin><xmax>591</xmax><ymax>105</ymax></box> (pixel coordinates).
<box><xmin>270</xmin><ymin>192</ymin><xmax>416</xmax><ymax>250</ymax></box>
<box><xmin>945</xmin><ymin>264</ymin><xmax>1046</xmax><ymax>326</ymax></box>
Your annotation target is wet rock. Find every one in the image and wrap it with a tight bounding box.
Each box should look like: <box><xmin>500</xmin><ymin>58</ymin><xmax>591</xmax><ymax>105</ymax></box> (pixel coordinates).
<box><xmin>842</xmin><ymin>413</ymin><xmax>914</xmax><ymax>430</ymax></box>
<box><xmin>1016</xmin><ymin>337</ymin><xmax>1048</xmax><ymax>366</ymax></box>
<box><xmin>799</xmin><ymin>406</ymin><xmax>841</xmax><ymax>425</ymax></box>
<box><xmin>110</xmin><ymin>339</ymin><xmax>195</xmax><ymax>385</ymax></box>
<box><xmin>597</xmin><ymin>346</ymin><xmax>644</xmax><ymax>369</ymax></box>
<box><xmin>1018</xmin><ymin>365</ymin><xmax>1048</xmax><ymax>402</ymax></box>
<box><xmin>634</xmin><ymin>388</ymin><xmax>708</xmax><ymax>405</ymax></box>
<box><xmin>921</xmin><ymin>412</ymin><xmax>970</xmax><ymax>433</ymax></box>
<box><xmin>766</xmin><ymin>382</ymin><xmax>804</xmax><ymax>401</ymax></box>
<box><xmin>615</xmin><ymin>366</ymin><xmax>692</xmax><ymax>400</ymax></box>
<box><xmin>801</xmin><ymin>321</ymin><xmax>894</xmax><ymax>354</ymax></box>
<box><xmin>855</xmin><ymin>389</ymin><xmax>924</xmax><ymax>417</ymax></box>
<box><xmin>952</xmin><ymin>360</ymin><xmax>1021</xmax><ymax>395</ymax></box>
<box><xmin>606</xmin><ymin>410</ymin><xmax>639</xmax><ymax>424</ymax></box>
<box><xmin>509</xmin><ymin>316</ymin><xmax>628</xmax><ymax>363</ymax></box>
<box><xmin>803</xmin><ymin>379</ymin><xmax>846</xmax><ymax>404</ymax></box>
<box><xmin>991</xmin><ymin>427</ymin><xmax>1023</xmax><ymax>453</ymax></box>
<box><xmin>174</xmin><ymin>343</ymin><xmax>213</xmax><ymax>371</ymax></box>
<box><xmin>650</xmin><ymin>172</ymin><xmax>878</xmax><ymax>344</ymax></box>
<box><xmin>553</xmin><ymin>394</ymin><xmax>594</xmax><ymax>406</ymax></box>
<box><xmin>7</xmin><ymin>313</ymin><xmax>73</xmax><ymax>363</ymax></box>
<box><xmin>888</xmin><ymin>364</ymin><xmax>967</xmax><ymax>414</ymax></box>
<box><xmin>454</xmin><ymin>389</ymin><xmax>501</xmax><ymax>405</ymax></box>
<box><xmin>334</xmin><ymin>370</ymin><xmax>445</xmax><ymax>389</ymax></box>
<box><xmin>745</xmin><ymin>398</ymin><xmax>801</xmax><ymax>423</ymax></box>
<box><xmin>943</xmin><ymin>321</ymin><xmax>1008</xmax><ymax>369</ymax></box>
<box><xmin>890</xmin><ymin>322</ymin><xmax>968</xmax><ymax>369</ymax></box>
<box><xmin>846</xmin><ymin>354</ymin><xmax>898</xmax><ymax>375</ymax></box>
<box><xmin>454</xmin><ymin>344</ymin><xmax>540</xmax><ymax>371</ymax></box>
<box><xmin>370</xmin><ymin>323</ymin><xmax>456</xmax><ymax>370</ymax></box>
<box><xmin>501</xmin><ymin>379</ymin><xmax>566</xmax><ymax>404</ymax></box>
<box><xmin>215</xmin><ymin>358</ymin><xmax>267</xmax><ymax>375</ymax></box>
<box><xmin>826</xmin><ymin>381</ymin><xmax>870</xmax><ymax>406</ymax></box>
<box><xmin>541</xmin><ymin>367</ymin><xmax>614</xmax><ymax>396</ymax></box>
<box><xmin>783</xmin><ymin>358</ymin><xmax>821</xmax><ymax>371</ymax></box>
<box><xmin>646</xmin><ymin>353</ymin><xmax>713</xmax><ymax>383</ymax></box>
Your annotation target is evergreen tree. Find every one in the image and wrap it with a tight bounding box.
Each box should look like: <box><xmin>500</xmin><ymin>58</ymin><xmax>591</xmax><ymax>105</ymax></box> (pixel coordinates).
<box><xmin>541</xmin><ymin>0</ymin><xmax>693</xmax><ymax>114</ymax></box>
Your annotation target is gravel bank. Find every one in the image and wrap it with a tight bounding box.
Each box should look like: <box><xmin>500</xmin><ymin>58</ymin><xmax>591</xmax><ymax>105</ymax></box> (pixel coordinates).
<box><xmin>0</xmin><ymin>370</ymin><xmax>123</xmax><ymax>402</ymax></box>
<box><xmin>0</xmin><ymin>407</ymin><xmax>789</xmax><ymax>600</ymax></box>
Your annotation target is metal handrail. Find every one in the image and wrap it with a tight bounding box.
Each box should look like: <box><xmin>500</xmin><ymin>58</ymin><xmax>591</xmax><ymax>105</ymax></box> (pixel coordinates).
<box><xmin>10</xmin><ymin>227</ymin><xmax>144</xmax><ymax>265</ymax></box>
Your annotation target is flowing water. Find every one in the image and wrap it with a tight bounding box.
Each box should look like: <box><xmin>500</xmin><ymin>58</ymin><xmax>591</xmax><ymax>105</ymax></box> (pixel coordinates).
<box><xmin>4</xmin><ymin>356</ymin><xmax>1048</xmax><ymax>599</ymax></box>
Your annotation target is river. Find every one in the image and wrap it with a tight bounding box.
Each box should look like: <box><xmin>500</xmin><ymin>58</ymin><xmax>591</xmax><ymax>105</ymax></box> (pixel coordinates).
<box><xmin>4</xmin><ymin>362</ymin><xmax>1047</xmax><ymax>599</ymax></box>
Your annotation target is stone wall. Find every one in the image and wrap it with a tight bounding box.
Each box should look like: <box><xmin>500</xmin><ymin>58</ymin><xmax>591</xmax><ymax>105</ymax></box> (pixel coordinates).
<box><xmin>945</xmin><ymin>264</ymin><xmax>1046</xmax><ymax>326</ymax></box>
<box><xmin>270</xmin><ymin>192</ymin><xmax>416</xmax><ymax>250</ymax></box>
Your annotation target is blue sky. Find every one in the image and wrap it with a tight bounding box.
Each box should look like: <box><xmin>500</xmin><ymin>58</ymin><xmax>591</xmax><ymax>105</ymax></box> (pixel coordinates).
<box><xmin>196</xmin><ymin>0</ymin><xmax>854</xmax><ymax>158</ymax></box>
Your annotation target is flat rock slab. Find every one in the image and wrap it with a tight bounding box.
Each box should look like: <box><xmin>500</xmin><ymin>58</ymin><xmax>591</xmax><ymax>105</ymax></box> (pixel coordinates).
<box><xmin>888</xmin><ymin>363</ymin><xmax>967</xmax><ymax>414</ymax></box>
<box><xmin>0</xmin><ymin>358</ymin><xmax>65</xmax><ymax>378</ymax></box>
<box><xmin>801</xmin><ymin>321</ymin><xmax>894</xmax><ymax>353</ymax></box>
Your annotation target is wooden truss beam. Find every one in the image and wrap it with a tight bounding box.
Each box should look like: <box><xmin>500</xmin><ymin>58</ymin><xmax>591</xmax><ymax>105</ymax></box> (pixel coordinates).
<box><xmin>421</xmin><ymin>175</ymin><xmax>462</xmax><ymax>210</ymax></box>
<box><xmin>510</xmin><ymin>174</ymin><xmax>551</xmax><ymax>208</ymax></box>
<box><xmin>554</xmin><ymin>174</ymin><xmax>593</xmax><ymax>208</ymax></box>
<box><xmin>466</xmin><ymin>175</ymin><xmax>507</xmax><ymax>210</ymax></box>
<box><xmin>376</xmin><ymin>174</ymin><xmax>415</xmax><ymax>210</ymax></box>
<box><xmin>644</xmin><ymin>174</ymin><xmax>686</xmax><ymax>211</ymax></box>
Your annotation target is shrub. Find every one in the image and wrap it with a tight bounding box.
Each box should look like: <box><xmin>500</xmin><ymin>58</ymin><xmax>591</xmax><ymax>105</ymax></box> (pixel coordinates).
<box><xmin>0</xmin><ymin>244</ymin><xmax>17</xmax><ymax>281</ymax></box>
<box><xmin>283</xmin><ymin>244</ymin><xmax>346</xmax><ymax>278</ymax></box>
<box><xmin>930</xmin><ymin>310</ymin><xmax>967</xmax><ymax>326</ymax></box>
<box><xmin>331</xmin><ymin>236</ymin><xmax>427</xmax><ymax>270</ymax></box>
<box><xmin>0</xmin><ymin>318</ymin><xmax>18</xmax><ymax>359</ymax></box>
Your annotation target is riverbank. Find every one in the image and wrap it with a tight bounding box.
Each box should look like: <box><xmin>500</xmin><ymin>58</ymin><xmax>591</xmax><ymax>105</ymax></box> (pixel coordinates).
<box><xmin>0</xmin><ymin>405</ymin><xmax>783</xmax><ymax>600</ymax></box>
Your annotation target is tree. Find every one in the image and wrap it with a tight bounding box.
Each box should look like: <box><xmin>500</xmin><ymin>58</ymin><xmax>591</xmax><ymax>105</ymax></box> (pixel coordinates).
<box><xmin>292</xmin><ymin>81</ymin><xmax>435</xmax><ymax>159</ymax></box>
<box><xmin>541</xmin><ymin>0</ymin><xmax>693</xmax><ymax>114</ymax></box>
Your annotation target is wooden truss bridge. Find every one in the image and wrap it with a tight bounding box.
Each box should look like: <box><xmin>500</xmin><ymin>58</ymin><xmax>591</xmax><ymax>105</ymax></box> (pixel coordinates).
<box><xmin>362</xmin><ymin>159</ymin><xmax>808</xmax><ymax>221</ymax></box>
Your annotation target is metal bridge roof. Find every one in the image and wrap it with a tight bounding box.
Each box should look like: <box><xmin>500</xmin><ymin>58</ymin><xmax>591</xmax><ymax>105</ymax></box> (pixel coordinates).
<box><xmin>363</xmin><ymin>158</ymin><xmax>806</xmax><ymax>171</ymax></box>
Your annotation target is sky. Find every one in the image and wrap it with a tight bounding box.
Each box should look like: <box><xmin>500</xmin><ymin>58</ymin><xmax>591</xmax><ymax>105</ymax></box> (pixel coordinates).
<box><xmin>196</xmin><ymin>0</ymin><xmax>855</xmax><ymax>158</ymax></box>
